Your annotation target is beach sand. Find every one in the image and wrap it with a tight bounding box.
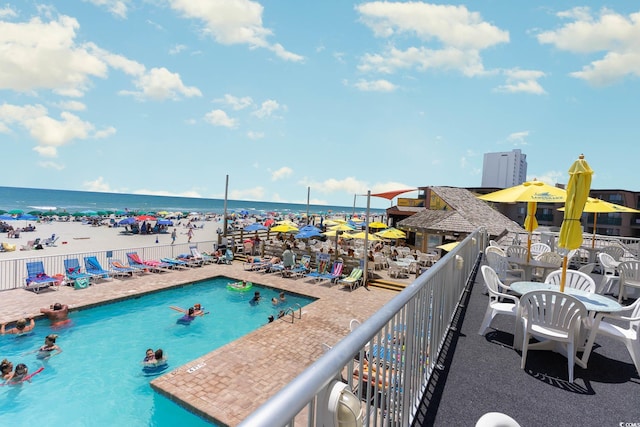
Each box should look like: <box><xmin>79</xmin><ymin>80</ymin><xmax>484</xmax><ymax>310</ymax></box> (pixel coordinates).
<box><xmin>1</xmin><ymin>219</ymin><xmax>219</xmax><ymax>260</ymax></box>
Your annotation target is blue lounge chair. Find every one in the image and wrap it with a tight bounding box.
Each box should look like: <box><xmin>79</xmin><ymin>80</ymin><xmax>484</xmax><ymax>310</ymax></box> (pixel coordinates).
<box><xmin>84</xmin><ymin>256</ymin><xmax>116</xmax><ymax>279</ymax></box>
<box><xmin>318</xmin><ymin>261</ymin><xmax>344</xmax><ymax>285</ymax></box>
<box><xmin>286</xmin><ymin>255</ymin><xmax>311</xmax><ymax>278</ymax></box>
<box><xmin>160</xmin><ymin>257</ymin><xmax>190</xmax><ymax>270</ymax></box>
<box><xmin>25</xmin><ymin>261</ymin><xmax>58</xmax><ymax>293</ymax></box>
<box><xmin>64</xmin><ymin>258</ymin><xmax>95</xmax><ymax>283</ymax></box>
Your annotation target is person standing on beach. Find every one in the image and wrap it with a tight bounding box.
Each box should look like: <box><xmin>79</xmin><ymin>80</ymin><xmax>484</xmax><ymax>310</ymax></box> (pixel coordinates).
<box><xmin>187</xmin><ymin>228</ymin><xmax>194</xmax><ymax>243</ymax></box>
<box><xmin>171</xmin><ymin>228</ymin><xmax>177</xmax><ymax>245</ymax></box>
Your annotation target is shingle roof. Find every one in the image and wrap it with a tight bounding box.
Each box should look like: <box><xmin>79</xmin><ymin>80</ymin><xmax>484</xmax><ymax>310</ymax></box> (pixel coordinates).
<box><xmin>397</xmin><ymin>186</ymin><xmax>523</xmax><ymax>237</ymax></box>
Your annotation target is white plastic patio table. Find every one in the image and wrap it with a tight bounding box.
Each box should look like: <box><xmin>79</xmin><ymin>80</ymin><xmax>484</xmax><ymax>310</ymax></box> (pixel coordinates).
<box><xmin>507</xmin><ymin>256</ymin><xmax>561</xmax><ymax>281</ymax></box>
<box><xmin>510</xmin><ymin>281</ymin><xmax>624</xmax><ymax>369</ymax></box>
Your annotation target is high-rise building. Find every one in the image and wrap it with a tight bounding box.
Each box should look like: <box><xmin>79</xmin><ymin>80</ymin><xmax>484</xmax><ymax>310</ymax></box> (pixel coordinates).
<box><xmin>481</xmin><ymin>149</ymin><xmax>527</xmax><ymax>188</ymax></box>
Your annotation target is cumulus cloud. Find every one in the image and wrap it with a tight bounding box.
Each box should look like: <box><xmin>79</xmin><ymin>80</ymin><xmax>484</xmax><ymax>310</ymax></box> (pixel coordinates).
<box><xmin>0</xmin><ymin>5</ymin><xmax>17</xmax><ymax>19</ymax></box>
<box><xmin>356</xmin><ymin>2</ymin><xmax>508</xmax><ymax>77</ymax></box>
<box><xmin>506</xmin><ymin>131</ymin><xmax>530</xmax><ymax>146</ymax></box>
<box><xmin>84</xmin><ymin>0</ymin><xmax>129</xmax><ymax>19</ymax></box>
<box><xmin>271</xmin><ymin>167</ymin><xmax>293</xmax><ymax>181</ymax></box>
<box><xmin>38</xmin><ymin>160</ymin><xmax>65</xmax><ymax>171</ymax></box>
<box><xmin>496</xmin><ymin>69</ymin><xmax>547</xmax><ymax>94</ymax></box>
<box><xmin>169</xmin><ymin>0</ymin><xmax>303</xmax><ymax>62</ymax></box>
<box><xmin>83</xmin><ymin>176</ymin><xmax>112</xmax><ymax>192</ymax></box>
<box><xmin>303</xmin><ymin>177</ymin><xmax>369</xmax><ymax>195</ymax></box>
<box><xmin>120</xmin><ymin>67</ymin><xmax>202</xmax><ymax>100</ymax></box>
<box><xmin>252</xmin><ymin>100</ymin><xmax>281</xmax><ymax>118</ymax></box>
<box><xmin>55</xmin><ymin>100</ymin><xmax>87</xmax><ymax>111</ymax></box>
<box><xmin>204</xmin><ymin>109</ymin><xmax>237</xmax><ymax>128</ymax></box>
<box><xmin>354</xmin><ymin>79</ymin><xmax>397</xmax><ymax>92</ymax></box>
<box><xmin>0</xmin><ymin>103</ymin><xmax>113</xmax><ymax>157</ymax></box>
<box><xmin>537</xmin><ymin>7</ymin><xmax>640</xmax><ymax>85</ymax></box>
<box><xmin>216</xmin><ymin>94</ymin><xmax>253</xmax><ymax>110</ymax></box>
<box><xmin>169</xmin><ymin>44</ymin><xmax>187</xmax><ymax>55</ymax></box>
<box><xmin>230</xmin><ymin>186</ymin><xmax>266</xmax><ymax>201</ymax></box>
<box><xmin>247</xmin><ymin>130</ymin><xmax>264</xmax><ymax>140</ymax></box>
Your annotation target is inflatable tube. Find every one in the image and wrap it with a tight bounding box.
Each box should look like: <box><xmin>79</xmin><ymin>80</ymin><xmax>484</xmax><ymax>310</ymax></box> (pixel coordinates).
<box><xmin>0</xmin><ymin>367</ymin><xmax>44</xmax><ymax>386</ymax></box>
<box><xmin>227</xmin><ymin>281</ymin><xmax>252</xmax><ymax>292</ymax></box>
<box><xmin>142</xmin><ymin>362</ymin><xmax>169</xmax><ymax>376</ymax></box>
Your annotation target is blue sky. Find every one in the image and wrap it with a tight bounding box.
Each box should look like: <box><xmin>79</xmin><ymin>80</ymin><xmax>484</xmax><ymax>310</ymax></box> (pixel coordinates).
<box><xmin>1</xmin><ymin>1</ymin><xmax>639</xmax><ymax>209</ymax></box>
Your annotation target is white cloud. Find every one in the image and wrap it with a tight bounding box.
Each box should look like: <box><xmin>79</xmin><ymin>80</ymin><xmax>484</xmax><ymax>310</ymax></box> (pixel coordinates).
<box><xmin>55</xmin><ymin>100</ymin><xmax>87</xmax><ymax>111</ymax></box>
<box><xmin>38</xmin><ymin>160</ymin><xmax>65</xmax><ymax>171</ymax></box>
<box><xmin>169</xmin><ymin>44</ymin><xmax>187</xmax><ymax>55</ymax></box>
<box><xmin>252</xmin><ymin>100</ymin><xmax>281</xmax><ymax>118</ymax></box>
<box><xmin>94</xmin><ymin>126</ymin><xmax>117</xmax><ymax>139</ymax></box>
<box><xmin>217</xmin><ymin>94</ymin><xmax>253</xmax><ymax>110</ymax></box>
<box><xmin>356</xmin><ymin>2</ymin><xmax>508</xmax><ymax>77</ymax></box>
<box><xmin>0</xmin><ymin>103</ymin><xmax>99</xmax><ymax>156</ymax></box>
<box><xmin>0</xmin><ymin>5</ymin><xmax>17</xmax><ymax>19</ymax></box>
<box><xmin>496</xmin><ymin>68</ymin><xmax>547</xmax><ymax>94</ymax></box>
<box><xmin>169</xmin><ymin>0</ymin><xmax>303</xmax><ymax>62</ymax></box>
<box><xmin>537</xmin><ymin>7</ymin><xmax>640</xmax><ymax>85</ymax></box>
<box><xmin>247</xmin><ymin>130</ymin><xmax>264</xmax><ymax>140</ymax></box>
<box><xmin>204</xmin><ymin>109</ymin><xmax>237</xmax><ymax>128</ymax></box>
<box><xmin>84</xmin><ymin>0</ymin><xmax>129</xmax><ymax>19</ymax></box>
<box><xmin>506</xmin><ymin>131</ymin><xmax>530</xmax><ymax>146</ymax></box>
<box><xmin>271</xmin><ymin>167</ymin><xmax>293</xmax><ymax>181</ymax></box>
<box><xmin>121</xmin><ymin>67</ymin><xmax>202</xmax><ymax>101</ymax></box>
<box><xmin>83</xmin><ymin>176</ymin><xmax>112</xmax><ymax>192</ymax></box>
<box><xmin>304</xmin><ymin>177</ymin><xmax>369</xmax><ymax>195</ymax></box>
<box><xmin>230</xmin><ymin>186</ymin><xmax>266</xmax><ymax>201</ymax></box>
<box><xmin>354</xmin><ymin>79</ymin><xmax>397</xmax><ymax>92</ymax></box>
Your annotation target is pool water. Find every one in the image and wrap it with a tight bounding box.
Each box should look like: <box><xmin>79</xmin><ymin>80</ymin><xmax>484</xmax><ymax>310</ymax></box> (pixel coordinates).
<box><xmin>0</xmin><ymin>278</ymin><xmax>314</xmax><ymax>426</ymax></box>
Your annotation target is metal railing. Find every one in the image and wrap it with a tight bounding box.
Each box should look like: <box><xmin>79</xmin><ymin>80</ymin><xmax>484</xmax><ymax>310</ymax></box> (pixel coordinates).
<box><xmin>0</xmin><ymin>240</ymin><xmax>218</xmax><ymax>291</ymax></box>
<box><xmin>239</xmin><ymin>229</ymin><xmax>486</xmax><ymax>426</ymax></box>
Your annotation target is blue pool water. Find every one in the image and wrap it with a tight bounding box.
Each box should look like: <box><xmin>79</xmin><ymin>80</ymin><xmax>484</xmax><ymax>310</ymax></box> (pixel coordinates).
<box><xmin>0</xmin><ymin>278</ymin><xmax>314</xmax><ymax>426</ymax></box>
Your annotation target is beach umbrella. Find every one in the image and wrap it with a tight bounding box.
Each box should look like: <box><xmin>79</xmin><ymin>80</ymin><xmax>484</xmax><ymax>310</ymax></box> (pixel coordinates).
<box><xmin>244</xmin><ymin>223</ymin><xmax>268</xmax><ymax>232</ymax></box>
<box><xmin>345</xmin><ymin>231</ymin><xmax>382</xmax><ymax>241</ymax></box>
<box><xmin>96</xmin><ymin>210</ymin><xmax>108</xmax><ymax>216</ymax></box>
<box><xmin>57</xmin><ymin>211</ymin><xmax>70</xmax><ymax>217</ymax></box>
<box><xmin>0</xmin><ymin>210</ymin><xmax>6</xmax><ymax>215</ymax></box>
<box><xmin>328</xmin><ymin>223</ymin><xmax>355</xmax><ymax>232</ymax></box>
<box><xmin>119</xmin><ymin>217</ymin><xmax>137</xmax><ymax>225</ymax></box>
<box><xmin>558</xmin><ymin>154</ymin><xmax>593</xmax><ymax>292</ymax></box>
<box><xmin>135</xmin><ymin>215</ymin><xmax>157</xmax><ymax>221</ymax></box>
<box><xmin>367</xmin><ymin>221</ymin><xmax>388</xmax><ymax>229</ymax></box>
<box><xmin>0</xmin><ymin>214</ymin><xmax>16</xmax><ymax>221</ymax></box>
<box><xmin>270</xmin><ymin>224</ymin><xmax>299</xmax><ymax>233</ymax></box>
<box><xmin>375</xmin><ymin>227</ymin><xmax>406</xmax><ymax>240</ymax></box>
<box><xmin>27</xmin><ymin>210</ymin><xmax>43</xmax><ymax>216</ymax></box>
<box><xmin>157</xmin><ymin>218</ymin><xmax>173</xmax><ymax>226</ymax></box>
<box><xmin>17</xmin><ymin>214</ymin><xmax>38</xmax><ymax>221</ymax></box>
<box><xmin>8</xmin><ymin>209</ymin><xmax>23</xmax><ymax>215</ymax></box>
<box><xmin>479</xmin><ymin>179</ymin><xmax>567</xmax><ymax>262</ymax></box>
<box><xmin>295</xmin><ymin>225</ymin><xmax>323</xmax><ymax>239</ymax></box>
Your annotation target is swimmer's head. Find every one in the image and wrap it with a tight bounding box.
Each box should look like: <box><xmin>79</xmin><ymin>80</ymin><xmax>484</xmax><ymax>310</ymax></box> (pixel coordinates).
<box><xmin>46</xmin><ymin>334</ymin><xmax>58</xmax><ymax>343</ymax></box>
<box><xmin>194</xmin><ymin>303</ymin><xmax>201</xmax><ymax>310</ymax></box>
<box><xmin>155</xmin><ymin>349</ymin><xmax>163</xmax><ymax>359</ymax></box>
<box><xmin>187</xmin><ymin>307</ymin><xmax>195</xmax><ymax>316</ymax></box>
<box><xmin>14</xmin><ymin>363</ymin><xmax>27</xmax><ymax>375</ymax></box>
<box><xmin>53</xmin><ymin>303</ymin><xmax>62</xmax><ymax>310</ymax></box>
<box><xmin>146</xmin><ymin>349</ymin><xmax>154</xmax><ymax>358</ymax></box>
<box><xmin>16</xmin><ymin>319</ymin><xmax>27</xmax><ymax>330</ymax></box>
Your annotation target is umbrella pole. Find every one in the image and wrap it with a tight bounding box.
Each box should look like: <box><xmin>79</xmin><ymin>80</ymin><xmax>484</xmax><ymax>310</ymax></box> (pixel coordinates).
<box><xmin>560</xmin><ymin>255</ymin><xmax>568</xmax><ymax>292</ymax></box>
<box><xmin>591</xmin><ymin>213</ymin><xmax>598</xmax><ymax>248</ymax></box>
<box><xmin>526</xmin><ymin>231</ymin><xmax>532</xmax><ymax>263</ymax></box>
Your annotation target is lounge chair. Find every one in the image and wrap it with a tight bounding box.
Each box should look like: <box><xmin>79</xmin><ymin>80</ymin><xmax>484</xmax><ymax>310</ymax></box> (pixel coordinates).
<box><xmin>126</xmin><ymin>252</ymin><xmax>172</xmax><ymax>273</ymax></box>
<box><xmin>285</xmin><ymin>255</ymin><xmax>311</xmax><ymax>278</ymax></box>
<box><xmin>43</xmin><ymin>234</ymin><xmax>59</xmax><ymax>247</ymax></box>
<box><xmin>216</xmin><ymin>248</ymin><xmax>233</xmax><ymax>265</ymax></box>
<box><xmin>339</xmin><ymin>268</ymin><xmax>364</xmax><ymax>290</ymax></box>
<box><xmin>84</xmin><ymin>256</ymin><xmax>116</xmax><ymax>279</ymax></box>
<box><xmin>110</xmin><ymin>259</ymin><xmax>143</xmax><ymax>275</ymax></box>
<box><xmin>318</xmin><ymin>261</ymin><xmax>344</xmax><ymax>285</ymax></box>
<box><xmin>64</xmin><ymin>258</ymin><xmax>96</xmax><ymax>284</ymax></box>
<box><xmin>243</xmin><ymin>256</ymin><xmax>271</xmax><ymax>272</ymax></box>
<box><xmin>307</xmin><ymin>254</ymin><xmax>330</xmax><ymax>282</ymax></box>
<box><xmin>189</xmin><ymin>245</ymin><xmax>216</xmax><ymax>264</ymax></box>
<box><xmin>3</xmin><ymin>242</ymin><xmax>17</xmax><ymax>252</ymax></box>
<box><xmin>176</xmin><ymin>253</ymin><xmax>203</xmax><ymax>267</ymax></box>
<box><xmin>160</xmin><ymin>257</ymin><xmax>190</xmax><ymax>270</ymax></box>
<box><xmin>25</xmin><ymin>261</ymin><xmax>58</xmax><ymax>293</ymax></box>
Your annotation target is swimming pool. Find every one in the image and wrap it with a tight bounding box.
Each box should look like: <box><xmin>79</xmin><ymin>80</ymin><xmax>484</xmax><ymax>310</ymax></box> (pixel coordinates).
<box><xmin>0</xmin><ymin>278</ymin><xmax>315</xmax><ymax>426</ymax></box>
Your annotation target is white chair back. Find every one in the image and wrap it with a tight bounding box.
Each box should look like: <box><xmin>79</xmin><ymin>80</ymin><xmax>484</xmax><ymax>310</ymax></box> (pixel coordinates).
<box><xmin>601</xmin><ymin>245</ymin><xmax>625</xmax><ymax>261</ymax></box>
<box><xmin>485</xmin><ymin>246</ymin><xmax>506</xmax><ymax>257</ymax></box>
<box><xmin>530</xmin><ymin>243</ymin><xmax>551</xmax><ymax>258</ymax></box>
<box><xmin>507</xmin><ymin>245</ymin><xmax>528</xmax><ymax>260</ymax></box>
<box><xmin>536</xmin><ymin>251</ymin><xmax>563</xmax><ymax>266</ymax></box>
<box><xmin>544</xmin><ymin>269</ymin><xmax>596</xmax><ymax>293</ymax></box>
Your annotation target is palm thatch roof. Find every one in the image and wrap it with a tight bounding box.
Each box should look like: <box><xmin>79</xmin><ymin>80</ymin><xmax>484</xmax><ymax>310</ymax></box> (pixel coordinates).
<box><xmin>397</xmin><ymin>186</ymin><xmax>523</xmax><ymax>238</ymax></box>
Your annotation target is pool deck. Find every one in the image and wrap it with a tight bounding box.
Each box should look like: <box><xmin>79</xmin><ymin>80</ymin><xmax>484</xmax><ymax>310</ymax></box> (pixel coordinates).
<box><xmin>0</xmin><ymin>262</ymin><xmax>399</xmax><ymax>426</ymax></box>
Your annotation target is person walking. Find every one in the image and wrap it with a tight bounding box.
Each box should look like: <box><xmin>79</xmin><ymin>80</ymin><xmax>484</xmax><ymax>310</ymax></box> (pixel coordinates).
<box><xmin>171</xmin><ymin>228</ymin><xmax>177</xmax><ymax>245</ymax></box>
<box><xmin>187</xmin><ymin>228</ymin><xmax>194</xmax><ymax>243</ymax></box>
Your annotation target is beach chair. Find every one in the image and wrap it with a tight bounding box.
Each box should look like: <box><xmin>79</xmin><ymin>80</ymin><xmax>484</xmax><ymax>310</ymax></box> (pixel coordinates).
<box><xmin>64</xmin><ymin>258</ymin><xmax>96</xmax><ymax>285</ymax></box>
<box><xmin>286</xmin><ymin>255</ymin><xmax>311</xmax><ymax>278</ymax></box>
<box><xmin>84</xmin><ymin>256</ymin><xmax>116</xmax><ymax>279</ymax></box>
<box><xmin>307</xmin><ymin>254</ymin><xmax>330</xmax><ymax>282</ymax></box>
<box><xmin>110</xmin><ymin>259</ymin><xmax>143</xmax><ymax>275</ymax></box>
<box><xmin>319</xmin><ymin>260</ymin><xmax>344</xmax><ymax>285</ymax></box>
<box><xmin>189</xmin><ymin>245</ymin><xmax>216</xmax><ymax>264</ymax></box>
<box><xmin>160</xmin><ymin>257</ymin><xmax>190</xmax><ymax>270</ymax></box>
<box><xmin>216</xmin><ymin>248</ymin><xmax>233</xmax><ymax>265</ymax></box>
<box><xmin>243</xmin><ymin>256</ymin><xmax>271</xmax><ymax>271</ymax></box>
<box><xmin>176</xmin><ymin>253</ymin><xmax>204</xmax><ymax>267</ymax></box>
<box><xmin>126</xmin><ymin>252</ymin><xmax>172</xmax><ymax>273</ymax></box>
<box><xmin>43</xmin><ymin>234</ymin><xmax>59</xmax><ymax>247</ymax></box>
<box><xmin>339</xmin><ymin>268</ymin><xmax>364</xmax><ymax>290</ymax></box>
<box><xmin>25</xmin><ymin>261</ymin><xmax>58</xmax><ymax>293</ymax></box>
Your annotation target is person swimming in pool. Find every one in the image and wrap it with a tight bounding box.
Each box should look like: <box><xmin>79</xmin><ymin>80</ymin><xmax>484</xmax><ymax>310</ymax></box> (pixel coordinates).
<box><xmin>176</xmin><ymin>307</ymin><xmax>196</xmax><ymax>325</ymax></box>
<box><xmin>1</xmin><ymin>359</ymin><xmax>14</xmax><ymax>381</ymax></box>
<box><xmin>8</xmin><ymin>363</ymin><xmax>29</xmax><ymax>384</ymax></box>
<box><xmin>37</xmin><ymin>334</ymin><xmax>62</xmax><ymax>359</ymax></box>
<box><xmin>40</xmin><ymin>302</ymin><xmax>70</xmax><ymax>327</ymax></box>
<box><xmin>249</xmin><ymin>291</ymin><xmax>262</xmax><ymax>306</ymax></box>
<box><xmin>154</xmin><ymin>348</ymin><xmax>167</xmax><ymax>365</ymax></box>
<box><xmin>1</xmin><ymin>317</ymin><xmax>35</xmax><ymax>335</ymax></box>
<box><xmin>143</xmin><ymin>348</ymin><xmax>155</xmax><ymax>363</ymax></box>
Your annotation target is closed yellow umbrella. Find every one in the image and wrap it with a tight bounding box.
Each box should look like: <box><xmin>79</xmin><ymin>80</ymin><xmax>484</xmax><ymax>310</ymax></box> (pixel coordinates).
<box><xmin>558</xmin><ymin>154</ymin><xmax>593</xmax><ymax>292</ymax></box>
<box><xmin>524</xmin><ymin>201</ymin><xmax>538</xmax><ymax>262</ymax></box>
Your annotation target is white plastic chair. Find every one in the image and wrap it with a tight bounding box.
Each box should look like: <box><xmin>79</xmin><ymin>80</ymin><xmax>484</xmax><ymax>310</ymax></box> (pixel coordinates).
<box><xmin>485</xmin><ymin>246</ymin><xmax>506</xmax><ymax>258</ymax></box>
<box><xmin>506</xmin><ymin>245</ymin><xmax>528</xmax><ymax>260</ymax></box>
<box><xmin>578</xmin><ymin>263</ymin><xmax>596</xmax><ymax>274</ymax></box>
<box><xmin>485</xmin><ymin>252</ymin><xmax>525</xmax><ymax>288</ymax></box>
<box><xmin>531</xmin><ymin>252</ymin><xmax>563</xmax><ymax>281</ymax></box>
<box><xmin>544</xmin><ymin>269</ymin><xmax>596</xmax><ymax>293</ymax></box>
<box><xmin>519</xmin><ymin>290</ymin><xmax>587</xmax><ymax>383</ymax></box>
<box><xmin>597</xmin><ymin>252</ymin><xmax>620</xmax><ymax>294</ymax></box>
<box><xmin>591</xmin><ymin>298</ymin><xmax>640</xmax><ymax>375</ymax></box>
<box><xmin>478</xmin><ymin>266</ymin><xmax>519</xmax><ymax>336</ymax></box>
<box><xmin>618</xmin><ymin>260</ymin><xmax>640</xmax><ymax>302</ymax></box>
<box><xmin>601</xmin><ymin>244</ymin><xmax>625</xmax><ymax>262</ymax></box>
<box><xmin>530</xmin><ymin>242</ymin><xmax>551</xmax><ymax>259</ymax></box>
<box><xmin>475</xmin><ymin>412</ymin><xmax>521</xmax><ymax>427</ymax></box>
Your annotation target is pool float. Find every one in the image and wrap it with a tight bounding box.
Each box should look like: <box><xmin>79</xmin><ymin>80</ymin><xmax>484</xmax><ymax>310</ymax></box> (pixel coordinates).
<box><xmin>142</xmin><ymin>362</ymin><xmax>169</xmax><ymax>376</ymax></box>
<box><xmin>1</xmin><ymin>367</ymin><xmax>44</xmax><ymax>386</ymax></box>
<box><xmin>227</xmin><ymin>281</ymin><xmax>252</xmax><ymax>292</ymax></box>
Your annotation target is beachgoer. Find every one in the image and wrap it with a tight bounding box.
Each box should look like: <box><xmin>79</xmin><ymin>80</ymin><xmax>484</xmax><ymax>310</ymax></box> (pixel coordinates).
<box><xmin>0</xmin><ymin>359</ymin><xmax>14</xmax><ymax>381</ymax></box>
<box><xmin>9</xmin><ymin>364</ymin><xmax>29</xmax><ymax>384</ymax></box>
<box><xmin>1</xmin><ymin>317</ymin><xmax>35</xmax><ymax>335</ymax></box>
<box><xmin>40</xmin><ymin>303</ymin><xmax>69</xmax><ymax>327</ymax></box>
<box><xmin>37</xmin><ymin>334</ymin><xmax>62</xmax><ymax>359</ymax></box>
<box><xmin>187</xmin><ymin>228</ymin><xmax>194</xmax><ymax>243</ymax></box>
<box><xmin>282</xmin><ymin>245</ymin><xmax>294</xmax><ymax>271</ymax></box>
<box><xmin>271</xmin><ymin>297</ymin><xmax>278</xmax><ymax>306</ymax></box>
<box><xmin>250</xmin><ymin>291</ymin><xmax>261</xmax><ymax>306</ymax></box>
<box><xmin>268</xmin><ymin>315</ymin><xmax>274</xmax><ymax>323</ymax></box>
<box><xmin>154</xmin><ymin>349</ymin><xmax>166</xmax><ymax>364</ymax></box>
<box><xmin>171</xmin><ymin>228</ymin><xmax>177</xmax><ymax>244</ymax></box>
<box><xmin>177</xmin><ymin>307</ymin><xmax>196</xmax><ymax>325</ymax></box>
<box><xmin>279</xmin><ymin>292</ymin><xmax>286</xmax><ymax>303</ymax></box>
<box><xmin>143</xmin><ymin>348</ymin><xmax>155</xmax><ymax>363</ymax></box>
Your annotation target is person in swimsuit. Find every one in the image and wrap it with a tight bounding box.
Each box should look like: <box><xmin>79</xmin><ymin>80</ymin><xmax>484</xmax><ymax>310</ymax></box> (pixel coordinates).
<box><xmin>8</xmin><ymin>364</ymin><xmax>28</xmax><ymax>384</ymax></box>
<box><xmin>37</xmin><ymin>334</ymin><xmax>62</xmax><ymax>359</ymax></box>
<box><xmin>176</xmin><ymin>307</ymin><xmax>196</xmax><ymax>325</ymax></box>
<box><xmin>0</xmin><ymin>359</ymin><xmax>14</xmax><ymax>381</ymax></box>
<box><xmin>143</xmin><ymin>348</ymin><xmax>155</xmax><ymax>364</ymax></box>
<box><xmin>40</xmin><ymin>303</ymin><xmax>69</xmax><ymax>327</ymax></box>
<box><xmin>154</xmin><ymin>348</ymin><xmax>167</xmax><ymax>365</ymax></box>
<box><xmin>249</xmin><ymin>291</ymin><xmax>261</xmax><ymax>306</ymax></box>
<box><xmin>1</xmin><ymin>317</ymin><xmax>35</xmax><ymax>335</ymax></box>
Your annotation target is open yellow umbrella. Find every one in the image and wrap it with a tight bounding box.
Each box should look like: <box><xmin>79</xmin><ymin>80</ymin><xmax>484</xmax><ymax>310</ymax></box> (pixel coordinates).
<box><xmin>367</xmin><ymin>221</ymin><xmax>388</xmax><ymax>229</ymax></box>
<box><xmin>344</xmin><ymin>231</ymin><xmax>382</xmax><ymax>241</ymax></box>
<box><xmin>559</xmin><ymin>198</ymin><xmax>640</xmax><ymax>248</ymax></box>
<box><xmin>375</xmin><ymin>227</ymin><xmax>407</xmax><ymax>240</ymax></box>
<box><xmin>436</xmin><ymin>241</ymin><xmax>460</xmax><ymax>252</ymax></box>
<box><xmin>558</xmin><ymin>154</ymin><xmax>593</xmax><ymax>292</ymax></box>
<box><xmin>479</xmin><ymin>179</ymin><xmax>567</xmax><ymax>262</ymax></box>
<box><xmin>328</xmin><ymin>223</ymin><xmax>356</xmax><ymax>232</ymax></box>
<box><xmin>270</xmin><ymin>224</ymin><xmax>299</xmax><ymax>233</ymax></box>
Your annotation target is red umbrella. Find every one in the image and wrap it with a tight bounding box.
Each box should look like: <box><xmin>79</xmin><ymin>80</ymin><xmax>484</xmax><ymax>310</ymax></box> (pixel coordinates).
<box><xmin>135</xmin><ymin>215</ymin><xmax>157</xmax><ymax>221</ymax></box>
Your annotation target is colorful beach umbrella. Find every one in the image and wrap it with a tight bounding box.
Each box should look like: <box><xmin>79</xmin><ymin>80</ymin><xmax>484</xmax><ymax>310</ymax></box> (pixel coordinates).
<box><xmin>375</xmin><ymin>227</ymin><xmax>407</xmax><ymax>240</ymax></box>
<box><xmin>344</xmin><ymin>231</ymin><xmax>382</xmax><ymax>241</ymax></box>
<box><xmin>367</xmin><ymin>221</ymin><xmax>388</xmax><ymax>229</ymax></box>
<box><xmin>8</xmin><ymin>209</ymin><xmax>23</xmax><ymax>215</ymax></box>
<box><xmin>0</xmin><ymin>214</ymin><xmax>16</xmax><ymax>221</ymax></box>
<box><xmin>270</xmin><ymin>224</ymin><xmax>299</xmax><ymax>233</ymax></box>
<box><xmin>135</xmin><ymin>215</ymin><xmax>157</xmax><ymax>221</ymax></box>
<box><xmin>244</xmin><ymin>223</ymin><xmax>268</xmax><ymax>231</ymax></box>
<box><xmin>558</xmin><ymin>154</ymin><xmax>593</xmax><ymax>292</ymax></box>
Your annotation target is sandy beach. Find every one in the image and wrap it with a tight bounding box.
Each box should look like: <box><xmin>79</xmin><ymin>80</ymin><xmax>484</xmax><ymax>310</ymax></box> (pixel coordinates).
<box><xmin>1</xmin><ymin>219</ymin><xmax>220</xmax><ymax>261</ymax></box>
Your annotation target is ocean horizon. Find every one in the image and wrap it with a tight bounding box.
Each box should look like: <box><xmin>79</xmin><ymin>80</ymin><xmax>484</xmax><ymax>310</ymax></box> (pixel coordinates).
<box><xmin>0</xmin><ymin>186</ymin><xmax>385</xmax><ymax>216</ymax></box>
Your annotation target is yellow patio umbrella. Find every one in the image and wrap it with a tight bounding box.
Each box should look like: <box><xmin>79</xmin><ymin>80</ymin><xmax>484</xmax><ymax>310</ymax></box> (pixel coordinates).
<box><xmin>345</xmin><ymin>231</ymin><xmax>382</xmax><ymax>241</ymax></box>
<box><xmin>559</xmin><ymin>198</ymin><xmax>640</xmax><ymax>248</ymax></box>
<box><xmin>367</xmin><ymin>221</ymin><xmax>388</xmax><ymax>229</ymax></box>
<box><xmin>558</xmin><ymin>154</ymin><xmax>593</xmax><ymax>292</ymax></box>
<box><xmin>375</xmin><ymin>227</ymin><xmax>407</xmax><ymax>240</ymax></box>
<box><xmin>328</xmin><ymin>223</ymin><xmax>356</xmax><ymax>232</ymax></box>
<box><xmin>436</xmin><ymin>241</ymin><xmax>460</xmax><ymax>252</ymax></box>
<box><xmin>479</xmin><ymin>179</ymin><xmax>567</xmax><ymax>262</ymax></box>
<box><xmin>270</xmin><ymin>224</ymin><xmax>299</xmax><ymax>233</ymax></box>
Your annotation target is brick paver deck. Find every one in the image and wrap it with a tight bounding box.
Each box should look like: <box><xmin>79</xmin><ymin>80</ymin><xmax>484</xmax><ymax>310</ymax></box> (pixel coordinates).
<box><xmin>0</xmin><ymin>262</ymin><xmax>399</xmax><ymax>426</ymax></box>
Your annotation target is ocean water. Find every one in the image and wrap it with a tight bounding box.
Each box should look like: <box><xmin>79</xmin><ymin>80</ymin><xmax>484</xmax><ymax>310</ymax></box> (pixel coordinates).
<box><xmin>0</xmin><ymin>186</ymin><xmax>384</xmax><ymax>216</ymax></box>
